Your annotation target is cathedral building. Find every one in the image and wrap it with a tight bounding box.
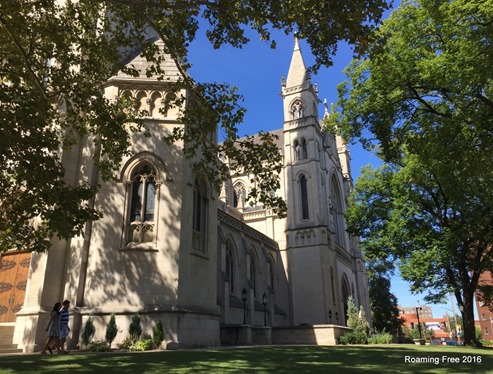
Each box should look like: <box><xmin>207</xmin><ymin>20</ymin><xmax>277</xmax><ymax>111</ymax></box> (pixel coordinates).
<box><xmin>1</xmin><ymin>37</ymin><xmax>370</xmax><ymax>352</ymax></box>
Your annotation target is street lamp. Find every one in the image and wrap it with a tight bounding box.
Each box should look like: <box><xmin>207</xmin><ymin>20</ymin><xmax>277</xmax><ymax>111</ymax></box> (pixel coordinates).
<box><xmin>328</xmin><ymin>310</ymin><xmax>332</xmax><ymax>324</ymax></box>
<box><xmin>415</xmin><ymin>306</ymin><xmax>423</xmax><ymax>339</ymax></box>
<box><xmin>242</xmin><ymin>288</ymin><xmax>248</xmax><ymax>324</ymax></box>
<box><xmin>335</xmin><ymin>312</ymin><xmax>339</xmax><ymax>325</ymax></box>
<box><xmin>262</xmin><ymin>293</ymin><xmax>268</xmax><ymax>326</ymax></box>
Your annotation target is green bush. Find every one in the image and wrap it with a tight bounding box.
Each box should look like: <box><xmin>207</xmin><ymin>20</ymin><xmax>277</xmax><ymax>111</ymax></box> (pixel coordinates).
<box><xmin>339</xmin><ymin>331</ymin><xmax>368</xmax><ymax>345</ymax></box>
<box><xmin>368</xmin><ymin>332</ymin><xmax>393</xmax><ymax>344</ymax></box>
<box><xmin>476</xmin><ymin>326</ymin><xmax>483</xmax><ymax>342</ymax></box>
<box><xmin>153</xmin><ymin>320</ymin><xmax>165</xmax><ymax>348</ymax></box>
<box><xmin>88</xmin><ymin>340</ymin><xmax>111</xmax><ymax>352</ymax></box>
<box><xmin>482</xmin><ymin>340</ymin><xmax>493</xmax><ymax>346</ymax></box>
<box><xmin>409</xmin><ymin>327</ymin><xmax>423</xmax><ymax>340</ymax></box>
<box><xmin>129</xmin><ymin>339</ymin><xmax>153</xmax><ymax>351</ymax></box>
<box><xmin>119</xmin><ymin>336</ymin><xmax>134</xmax><ymax>349</ymax></box>
<box><xmin>105</xmin><ymin>314</ymin><xmax>118</xmax><ymax>346</ymax></box>
<box><xmin>346</xmin><ymin>297</ymin><xmax>370</xmax><ymax>335</ymax></box>
<box><xmin>129</xmin><ymin>313</ymin><xmax>142</xmax><ymax>343</ymax></box>
<box><xmin>339</xmin><ymin>296</ymin><xmax>369</xmax><ymax>345</ymax></box>
<box><xmin>82</xmin><ymin>315</ymin><xmax>96</xmax><ymax>347</ymax></box>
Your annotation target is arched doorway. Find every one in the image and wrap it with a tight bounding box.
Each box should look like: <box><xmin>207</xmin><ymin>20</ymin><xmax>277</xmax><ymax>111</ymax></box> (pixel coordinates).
<box><xmin>341</xmin><ymin>274</ymin><xmax>350</xmax><ymax>326</ymax></box>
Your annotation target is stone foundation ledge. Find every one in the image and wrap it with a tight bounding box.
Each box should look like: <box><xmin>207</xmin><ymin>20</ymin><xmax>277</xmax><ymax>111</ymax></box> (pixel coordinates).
<box><xmin>272</xmin><ymin>324</ymin><xmax>351</xmax><ymax>346</ymax></box>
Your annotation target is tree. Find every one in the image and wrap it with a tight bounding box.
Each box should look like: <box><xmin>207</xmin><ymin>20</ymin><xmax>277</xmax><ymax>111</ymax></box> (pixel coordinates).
<box><xmin>152</xmin><ymin>320</ymin><xmax>165</xmax><ymax>349</ymax></box>
<box><xmin>339</xmin><ymin>296</ymin><xmax>370</xmax><ymax>344</ymax></box>
<box><xmin>81</xmin><ymin>314</ymin><xmax>96</xmax><ymax>347</ymax></box>
<box><xmin>329</xmin><ymin>0</ymin><xmax>493</xmax><ymax>347</ymax></box>
<box><xmin>105</xmin><ymin>313</ymin><xmax>118</xmax><ymax>347</ymax></box>
<box><xmin>0</xmin><ymin>0</ymin><xmax>390</xmax><ymax>253</ymax></box>
<box><xmin>368</xmin><ymin>272</ymin><xmax>403</xmax><ymax>335</ymax></box>
<box><xmin>129</xmin><ymin>313</ymin><xmax>142</xmax><ymax>343</ymax></box>
<box><xmin>344</xmin><ymin>158</ymin><xmax>493</xmax><ymax>347</ymax></box>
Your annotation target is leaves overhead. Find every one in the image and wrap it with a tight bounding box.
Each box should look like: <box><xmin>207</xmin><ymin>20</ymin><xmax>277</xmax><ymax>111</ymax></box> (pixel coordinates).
<box><xmin>0</xmin><ymin>0</ymin><xmax>389</xmax><ymax>252</ymax></box>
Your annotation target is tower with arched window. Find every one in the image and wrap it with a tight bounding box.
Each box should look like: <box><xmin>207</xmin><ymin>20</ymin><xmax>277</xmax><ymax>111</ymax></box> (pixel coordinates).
<box><xmin>272</xmin><ymin>36</ymin><xmax>370</xmax><ymax>327</ymax></box>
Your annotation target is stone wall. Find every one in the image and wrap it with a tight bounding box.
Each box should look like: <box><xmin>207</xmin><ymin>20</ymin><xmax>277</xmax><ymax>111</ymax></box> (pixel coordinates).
<box><xmin>272</xmin><ymin>325</ymin><xmax>351</xmax><ymax>345</ymax></box>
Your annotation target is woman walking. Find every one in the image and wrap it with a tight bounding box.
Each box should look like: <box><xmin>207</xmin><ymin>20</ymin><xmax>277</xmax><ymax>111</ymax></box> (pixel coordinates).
<box><xmin>41</xmin><ymin>302</ymin><xmax>63</xmax><ymax>354</ymax></box>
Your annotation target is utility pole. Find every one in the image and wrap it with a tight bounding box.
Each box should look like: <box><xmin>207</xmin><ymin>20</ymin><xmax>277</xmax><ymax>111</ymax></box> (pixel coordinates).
<box><xmin>450</xmin><ymin>293</ymin><xmax>460</xmax><ymax>343</ymax></box>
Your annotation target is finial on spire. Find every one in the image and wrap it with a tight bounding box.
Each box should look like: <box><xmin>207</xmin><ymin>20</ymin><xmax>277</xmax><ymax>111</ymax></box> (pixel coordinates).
<box><xmin>324</xmin><ymin>99</ymin><xmax>329</xmax><ymax>118</ymax></box>
<box><xmin>293</xmin><ymin>31</ymin><xmax>300</xmax><ymax>51</ymax></box>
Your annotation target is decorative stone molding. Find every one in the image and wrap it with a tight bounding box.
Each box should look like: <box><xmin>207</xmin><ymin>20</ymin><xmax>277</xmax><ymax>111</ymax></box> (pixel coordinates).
<box><xmin>218</xmin><ymin>209</ymin><xmax>278</xmax><ymax>250</ymax></box>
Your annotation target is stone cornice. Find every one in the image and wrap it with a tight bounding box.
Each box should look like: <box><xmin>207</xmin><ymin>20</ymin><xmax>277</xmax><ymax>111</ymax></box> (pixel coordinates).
<box><xmin>218</xmin><ymin>208</ymin><xmax>278</xmax><ymax>250</ymax></box>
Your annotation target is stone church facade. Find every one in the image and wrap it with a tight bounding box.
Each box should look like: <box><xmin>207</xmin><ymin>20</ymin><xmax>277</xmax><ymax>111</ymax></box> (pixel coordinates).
<box><xmin>5</xmin><ymin>38</ymin><xmax>370</xmax><ymax>352</ymax></box>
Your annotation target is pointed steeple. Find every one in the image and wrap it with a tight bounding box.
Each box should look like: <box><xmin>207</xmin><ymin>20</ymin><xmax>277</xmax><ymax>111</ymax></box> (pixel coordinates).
<box><xmin>285</xmin><ymin>35</ymin><xmax>309</xmax><ymax>88</ymax></box>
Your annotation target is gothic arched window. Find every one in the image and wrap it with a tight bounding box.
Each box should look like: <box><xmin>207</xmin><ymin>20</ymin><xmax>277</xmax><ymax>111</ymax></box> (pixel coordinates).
<box><xmin>294</xmin><ymin>140</ymin><xmax>301</xmax><ymax>161</ymax></box>
<box><xmin>330</xmin><ymin>267</ymin><xmax>336</xmax><ymax>304</ymax></box>
<box><xmin>300</xmin><ymin>175</ymin><xmax>309</xmax><ymax>220</ymax></box>
<box><xmin>192</xmin><ymin>177</ymin><xmax>208</xmax><ymax>253</ymax></box>
<box><xmin>233</xmin><ymin>182</ymin><xmax>246</xmax><ymax>209</ymax></box>
<box><xmin>226</xmin><ymin>243</ymin><xmax>235</xmax><ymax>294</ymax></box>
<box><xmin>331</xmin><ymin>176</ymin><xmax>346</xmax><ymax>246</ymax></box>
<box><xmin>342</xmin><ymin>274</ymin><xmax>350</xmax><ymax>325</ymax></box>
<box><xmin>301</xmin><ymin>138</ymin><xmax>308</xmax><ymax>159</ymax></box>
<box><xmin>269</xmin><ymin>261</ymin><xmax>275</xmax><ymax>293</ymax></box>
<box><xmin>292</xmin><ymin>100</ymin><xmax>303</xmax><ymax>119</ymax></box>
<box><xmin>128</xmin><ymin>163</ymin><xmax>157</xmax><ymax>244</ymax></box>
<box><xmin>250</xmin><ymin>257</ymin><xmax>257</xmax><ymax>298</ymax></box>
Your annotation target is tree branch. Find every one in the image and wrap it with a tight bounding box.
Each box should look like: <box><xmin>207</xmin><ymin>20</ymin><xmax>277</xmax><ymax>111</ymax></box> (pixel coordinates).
<box><xmin>406</xmin><ymin>83</ymin><xmax>452</xmax><ymax>118</ymax></box>
<box><xmin>0</xmin><ymin>16</ymin><xmax>48</xmax><ymax>101</ymax></box>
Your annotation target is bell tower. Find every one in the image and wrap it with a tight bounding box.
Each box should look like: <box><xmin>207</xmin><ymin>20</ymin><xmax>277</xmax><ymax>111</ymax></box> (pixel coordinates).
<box><xmin>281</xmin><ymin>37</ymin><xmax>335</xmax><ymax>325</ymax></box>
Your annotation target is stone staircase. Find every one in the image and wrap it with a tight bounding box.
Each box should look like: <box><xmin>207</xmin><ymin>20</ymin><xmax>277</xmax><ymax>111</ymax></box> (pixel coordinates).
<box><xmin>0</xmin><ymin>325</ymin><xmax>22</xmax><ymax>354</ymax></box>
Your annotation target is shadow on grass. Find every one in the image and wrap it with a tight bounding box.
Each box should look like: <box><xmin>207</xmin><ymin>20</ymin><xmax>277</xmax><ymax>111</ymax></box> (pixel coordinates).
<box><xmin>1</xmin><ymin>345</ymin><xmax>492</xmax><ymax>373</ymax></box>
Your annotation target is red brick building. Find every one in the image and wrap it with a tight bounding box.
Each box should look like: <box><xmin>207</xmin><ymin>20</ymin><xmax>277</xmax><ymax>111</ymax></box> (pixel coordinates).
<box><xmin>399</xmin><ymin>307</ymin><xmax>450</xmax><ymax>340</ymax></box>
<box><xmin>475</xmin><ymin>271</ymin><xmax>493</xmax><ymax>340</ymax></box>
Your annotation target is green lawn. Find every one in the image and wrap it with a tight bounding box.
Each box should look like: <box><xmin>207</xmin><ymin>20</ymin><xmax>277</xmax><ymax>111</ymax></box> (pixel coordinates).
<box><xmin>0</xmin><ymin>345</ymin><xmax>492</xmax><ymax>373</ymax></box>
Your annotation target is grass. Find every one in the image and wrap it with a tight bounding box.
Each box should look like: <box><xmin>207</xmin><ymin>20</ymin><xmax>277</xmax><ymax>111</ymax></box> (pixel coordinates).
<box><xmin>0</xmin><ymin>345</ymin><xmax>493</xmax><ymax>373</ymax></box>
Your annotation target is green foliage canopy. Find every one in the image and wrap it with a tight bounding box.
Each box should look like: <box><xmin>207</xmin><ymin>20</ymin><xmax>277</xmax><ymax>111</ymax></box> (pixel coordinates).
<box><xmin>368</xmin><ymin>273</ymin><xmax>402</xmax><ymax>334</ymax></box>
<box><xmin>330</xmin><ymin>0</ymin><xmax>493</xmax><ymax>346</ymax></box>
<box><xmin>0</xmin><ymin>0</ymin><xmax>390</xmax><ymax>252</ymax></box>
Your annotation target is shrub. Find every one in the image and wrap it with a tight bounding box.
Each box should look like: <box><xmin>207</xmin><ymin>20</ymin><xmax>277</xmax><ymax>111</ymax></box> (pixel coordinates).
<box><xmin>423</xmin><ymin>327</ymin><xmax>435</xmax><ymax>341</ymax></box>
<box><xmin>87</xmin><ymin>340</ymin><xmax>111</xmax><ymax>352</ymax></box>
<box><xmin>82</xmin><ymin>315</ymin><xmax>96</xmax><ymax>347</ymax></box>
<box><xmin>339</xmin><ymin>331</ymin><xmax>368</xmax><ymax>345</ymax></box>
<box><xmin>346</xmin><ymin>297</ymin><xmax>370</xmax><ymax>336</ymax></box>
<box><xmin>129</xmin><ymin>339</ymin><xmax>153</xmax><ymax>351</ymax></box>
<box><xmin>409</xmin><ymin>327</ymin><xmax>423</xmax><ymax>340</ymax></box>
<box><xmin>153</xmin><ymin>320</ymin><xmax>165</xmax><ymax>348</ymax></box>
<box><xmin>476</xmin><ymin>326</ymin><xmax>483</xmax><ymax>342</ymax></box>
<box><xmin>368</xmin><ymin>332</ymin><xmax>393</xmax><ymax>344</ymax></box>
<box><xmin>129</xmin><ymin>313</ymin><xmax>142</xmax><ymax>343</ymax></box>
<box><xmin>105</xmin><ymin>314</ymin><xmax>118</xmax><ymax>346</ymax></box>
<box><xmin>119</xmin><ymin>336</ymin><xmax>134</xmax><ymax>349</ymax></box>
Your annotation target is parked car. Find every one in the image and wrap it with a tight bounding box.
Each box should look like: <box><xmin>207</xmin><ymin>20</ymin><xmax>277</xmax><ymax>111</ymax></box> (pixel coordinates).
<box><xmin>443</xmin><ymin>340</ymin><xmax>462</xmax><ymax>346</ymax></box>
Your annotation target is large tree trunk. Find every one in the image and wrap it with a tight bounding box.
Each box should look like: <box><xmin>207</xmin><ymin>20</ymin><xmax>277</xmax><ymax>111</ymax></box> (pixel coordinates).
<box><xmin>459</xmin><ymin>288</ymin><xmax>480</xmax><ymax>347</ymax></box>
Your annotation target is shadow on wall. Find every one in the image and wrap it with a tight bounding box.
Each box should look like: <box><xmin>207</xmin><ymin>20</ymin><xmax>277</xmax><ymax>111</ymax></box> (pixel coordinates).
<box><xmin>62</xmin><ymin>122</ymin><xmax>188</xmax><ymax>348</ymax></box>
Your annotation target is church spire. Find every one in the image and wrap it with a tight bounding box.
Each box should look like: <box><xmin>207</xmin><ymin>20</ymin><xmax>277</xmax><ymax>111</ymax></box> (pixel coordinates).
<box><xmin>285</xmin><ymin>34</ymin><xmax>309</xmax><ymax>88</ymax></box>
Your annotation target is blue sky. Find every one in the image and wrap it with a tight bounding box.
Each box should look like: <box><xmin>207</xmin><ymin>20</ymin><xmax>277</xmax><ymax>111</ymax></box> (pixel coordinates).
<box><xmin>187</xmin><ymin>23</ymin><xmax>466</xmax><ymax>319</ymax></box>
